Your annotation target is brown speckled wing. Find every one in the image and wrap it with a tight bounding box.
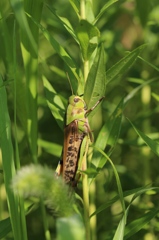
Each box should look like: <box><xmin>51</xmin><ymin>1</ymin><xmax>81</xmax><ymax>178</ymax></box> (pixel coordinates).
<box><xmin>62</xmin><ymin>120</ymin><xmax>85</xmax><ymax>185</ymax></box>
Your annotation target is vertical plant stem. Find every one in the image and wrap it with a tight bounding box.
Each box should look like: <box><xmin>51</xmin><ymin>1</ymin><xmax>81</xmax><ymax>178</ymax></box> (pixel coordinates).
<box><xmin>88</xmin><ymin>146</ymin><xmax>97</xmax><ymax>240</ymax></box>
<box><xmin>13</xmin><ymin>22</ymin><xmax>20</xmax><ymax>170</ymax></box>
<box><xmin>80</xmin><ymin>0</ymin><xmax>86</xmax><ymax>19</ymax></box>
<box><xmin>89</xmin><ymin>182</ymin><xmax>97</xmax><ymax>240</ymax></box>
<box><xmin>84</xmin><ymin>60</ymin><xmax>89</xmax><ymax>83</ymax></box>
<box><xmin>82</xmin><ymin>140</ymin><xmax>91</xmax><ymax>240</ymax></box>
<box><xmin>141</xmin><ymin>85</ymin><xmax>151</xmax><ymax>185</ymax></box>
<box><xmin>80</xmin><ymin>0</ymin><xmax>91</xmax><ymax>239</ymax></box>
<box><xmin>80</xmin><ymin>0</ymin><xmax>89</xmax><ymax>81</ymax></box>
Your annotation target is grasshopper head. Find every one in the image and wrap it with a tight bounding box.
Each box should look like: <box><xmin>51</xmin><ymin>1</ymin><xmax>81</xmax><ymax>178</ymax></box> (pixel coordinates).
<box><xmin>66</xmin><ymin>95</ymin><xmax>87</xmax><ymax>125</ymax></box>
<box><xmin>69</xmin><ymin>95</ymin><xmax>86</xmax><ymax>109</ymax></box>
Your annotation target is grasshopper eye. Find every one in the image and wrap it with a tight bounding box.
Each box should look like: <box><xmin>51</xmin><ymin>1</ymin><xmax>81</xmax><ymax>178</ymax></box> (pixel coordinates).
<box><xmin>74</xmin><ymin>98</ymin><xmax>79</xmax><ymax>103</ymax></box>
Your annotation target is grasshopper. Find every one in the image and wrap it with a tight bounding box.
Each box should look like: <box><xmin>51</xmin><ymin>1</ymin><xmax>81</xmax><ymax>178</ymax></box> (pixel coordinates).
<box><xmin>56</xmin><ymin>95</ymin><xmax>104</xmax><ymax>186</ymax></box>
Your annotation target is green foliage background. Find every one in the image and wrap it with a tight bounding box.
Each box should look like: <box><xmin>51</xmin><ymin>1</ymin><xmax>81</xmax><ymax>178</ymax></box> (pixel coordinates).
<box><xmin>0</xmin><ymin>0</ymin><xmax>159</xmax><ymax>239</ymax></box>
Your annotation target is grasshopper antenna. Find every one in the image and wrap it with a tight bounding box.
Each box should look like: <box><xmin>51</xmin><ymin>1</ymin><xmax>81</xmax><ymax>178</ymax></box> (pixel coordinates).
<box><xmin>66</xmin><ymin>72</ymin><xmax>74</xmax><ymax>95</ymax></box>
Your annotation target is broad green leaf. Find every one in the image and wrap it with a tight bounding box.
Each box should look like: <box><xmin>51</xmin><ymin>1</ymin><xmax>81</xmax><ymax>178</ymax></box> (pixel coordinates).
<box><xmin>124</xmin><ymin>208</ymin><xmax>159</xmax><ymax>239</ymax></box>
<box><xmin>47</xmin><ymin>5</ymin><xmax>79</xmax><ymax>43</ymax></box>
<box><xmin>84</xmin><ymin>45</ymin><xmax>106</xmax><ymax>117</ymax></box>
<box><xmin>107</xmin><ymin>44</ymin><xmax>146</xmax><ymax>85</ymax></box>
<box><xmin>93</xmin><ymin>0</ymin><xmax>118</xmax><ymax>24</ymax></box>
<box><xmin>128</xmin><ymin>119</ymin><xmax>159</xmax><ymax>157</ymax></box>
<box><xmin>92</xmin><ymin>98</ymin><xmax>124</xmax><ymax>170</ymax></box>
<box><xmin>43</xmin><ymin>76</ymin><xmax>65</xmax><ymax>130</ymax></box>
<box><xmin>0</xmin><ymin>218</ymin><xmax>11</xmax><ymax>239</ymax></box>
<box><xmin>27</xmin><ymin>13</ymin><xmax>79</xmax><ymax>93</ymax></box>
<box><xmin>56</xmin><ymin>215</ymin><xmax>85</xmax><ymax>240</ymax></box>
<box><xmin>76</xmin><ymin>20</ymin><xmax>100</xmax><ymax>60</ymax></box>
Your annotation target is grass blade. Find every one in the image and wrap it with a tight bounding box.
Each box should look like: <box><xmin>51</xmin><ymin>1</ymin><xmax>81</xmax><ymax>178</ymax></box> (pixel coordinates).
<box><xmin>107</xmin><ymin>44</ymin><xmax>146</xmax><ymax>85</ymax></box>
<box><xmin>128</xmin><ymin>119</ymin><xmax>159</xmax><ymax>157</ymax></box>
<box><xmin>124</xmin><ymin>208</ymin><xmax>159</xmax><ymax>239</ymax></box>
<box><xmin>93</xmin><ymin>0</ymin><xmax>118</xmax><ymax>24</ymax></box>
<box><xmin>0</xmin><ymin>77</ymin><xmax>21</xmax><ymax>239</ymax></box>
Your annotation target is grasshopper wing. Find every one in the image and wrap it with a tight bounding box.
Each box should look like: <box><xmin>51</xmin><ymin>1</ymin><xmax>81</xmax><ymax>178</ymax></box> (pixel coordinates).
<box><xmin>62</xmin><ymin>120</ymin><xmax>85</xmax><ymax>185</ymax></box>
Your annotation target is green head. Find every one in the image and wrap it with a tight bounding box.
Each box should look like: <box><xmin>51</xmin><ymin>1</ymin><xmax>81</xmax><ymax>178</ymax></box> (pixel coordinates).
<box><xmin>66</xmin><ymin>95</ymin><xmax>87</xmax><ymax>125</ymax></box>
<box><xmin>68</xmin><ymin>95</ymin><xmax>86</xmax><ymax>109</ymax></box>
